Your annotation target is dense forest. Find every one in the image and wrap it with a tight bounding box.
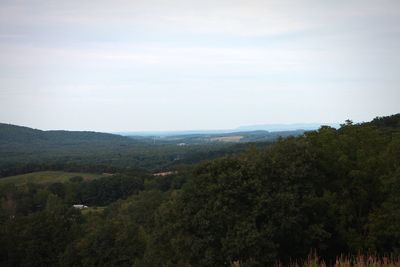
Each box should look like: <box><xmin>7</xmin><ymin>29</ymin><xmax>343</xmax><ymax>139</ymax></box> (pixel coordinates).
<box><xmin>0</xmin><ymin>114</ymin><xmax>400</xmax><ymax>266</ymax></box>
<box><xmin>0</xmin><ymin>123</ymin><xmax>293</xmax><ymax>177</ymax></box>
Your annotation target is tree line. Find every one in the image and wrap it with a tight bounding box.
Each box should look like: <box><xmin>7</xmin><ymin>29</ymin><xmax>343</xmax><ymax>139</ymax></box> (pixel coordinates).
<box><xmin>0</xmin><ymin>114</ymin><xmax>399</xmax><ymax>266</ymax></box>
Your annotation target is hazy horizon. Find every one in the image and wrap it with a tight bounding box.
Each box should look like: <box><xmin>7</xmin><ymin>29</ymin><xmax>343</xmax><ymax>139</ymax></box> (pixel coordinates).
<box><xmin>1</xmin><ymin>0</ymin><xmax>399</xmax><ymax>132</ymax></box>
<box><xmin>0</xmin><ymin>120</ymin><xmax>354</xmax><ymax>134</ymax></box>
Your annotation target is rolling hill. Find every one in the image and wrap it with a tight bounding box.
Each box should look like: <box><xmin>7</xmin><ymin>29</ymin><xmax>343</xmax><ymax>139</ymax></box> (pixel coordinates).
<box><xmin>0</xmin><ymin>171</ymin><xmax>107</xmax><ymax>186</ymax></box>
<box><xmin>0</xmin><ymin>123</ymin><xmax>303</xmax><ymax>178</ymax></box>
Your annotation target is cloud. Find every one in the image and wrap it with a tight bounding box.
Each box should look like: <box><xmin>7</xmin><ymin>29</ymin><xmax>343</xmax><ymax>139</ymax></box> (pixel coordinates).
<box><xmin>0</xmin><ymin>0</ymin><xmax>399</xmax><ymax>130</ymax></box>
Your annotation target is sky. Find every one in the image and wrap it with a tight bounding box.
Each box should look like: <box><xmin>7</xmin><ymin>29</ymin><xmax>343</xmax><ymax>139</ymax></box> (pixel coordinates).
<box><xmin>0</xmin><ymin>0</ymin><xmax>399</xmax><ymax>132</ymax></box>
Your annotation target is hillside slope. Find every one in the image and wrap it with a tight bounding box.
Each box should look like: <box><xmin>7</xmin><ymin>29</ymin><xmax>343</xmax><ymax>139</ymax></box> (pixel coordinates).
<box><xmin>0</xmin><ymin>123</ymin><xmax>260</xmax><ymax>176</ymax></box>
<box><xmin>0</xmin><ymin>123</ymin><xmax>130</xmax><ymax>144</ymax></box>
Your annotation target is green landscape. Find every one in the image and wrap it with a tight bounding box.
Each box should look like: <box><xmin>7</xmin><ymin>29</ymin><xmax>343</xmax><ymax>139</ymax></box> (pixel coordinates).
<box><xmin>0</xmin><ymin>171</ymin><xmax>107</xmax><ymax>186</ymax></box>
<box><xmin>1</xmin><ymin>1</ymin><xmax>399</xmax><ymax>266</ymax></box>
<box><xmin>1</xmin><ymin>114</ymin><xmax>400</xmax><ymax>266</ymax></box>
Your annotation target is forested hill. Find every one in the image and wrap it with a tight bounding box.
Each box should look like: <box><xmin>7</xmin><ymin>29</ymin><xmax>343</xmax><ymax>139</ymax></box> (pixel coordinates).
<box><xmin>0</xmin><ymin>123</ymin><xmax>306</xmax><ymax>173</ymax></box>
<box><xmin>0</xmin><ymin>114</ymin><xmax>400</xmax><ymax>266</ymax></box>
<box><xmin>369</xmin><ymin>113</ymin><xmax>400</xmax><ymax>129</ymax></box>
<box><xmin>141</xmin><ymin>114</ymin><xmax>400</xmax><ymax>266</ymax></box>
<box><xmin>1</xmin><ymin>115</ymin><xmax>398</xmax><ymax>178</ymax></box>
<box><xmin>0</xmin><ymin>123</ymin><xmax>130</xmax><ymax>144</ymax></box>
<box><xmin>0</xmin><ymin>123</ymin><xmax>149</xmax><ymax>176</ymax></box>
<box><xmin>0</xmin><ymin>123</ymin><xmax>265</xmax><ymax>177</ymax></box>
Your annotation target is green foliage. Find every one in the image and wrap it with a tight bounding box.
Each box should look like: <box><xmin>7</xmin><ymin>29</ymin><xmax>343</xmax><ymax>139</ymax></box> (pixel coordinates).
<box><xmin>77</xmin><ymin>174</ymin><xmax>144</xmax><ymax>206</ymax></box>
<box><xmin>65</xmin><ymin>218</ymin><xmax>146</xmax><ymax>267</ymax></box>
<box><xmin>143</xmin><ymin>116</ymin><xmax>400</xmax><ymax>266</ymax></box>
<box><xmin>1</xmin><ymin>114</ymin><xmax>400</xmax><ymax>266</ymax></box>
<box><xmin>0</xmin><ymin>171</ymin><xmax>105</xmax><ymax>186</ymax></box>
<box><xmin>0</xmin><ymin>196</ymin><xmax>82</xmax><ymax>267</ymax></box>
<box><xmin>69</xmin><ymin>176</ymin><xmax>84</xmax><ymax>183</ymax></box>
<box><xmin>0</xmin><ymin>123</ymin><xmax>272</xmax><ymax>178</ymax></box>
<box><xmin>0</xmin><ymin>174</ymin><xmax>150</xmax><ymax>266</ymax></box>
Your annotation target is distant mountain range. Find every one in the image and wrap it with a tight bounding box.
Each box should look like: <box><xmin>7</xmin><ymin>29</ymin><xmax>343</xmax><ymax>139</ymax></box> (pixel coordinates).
<box><xmin>0</xmin><ymin>114</ymin><xmax>398</xmax><ymax>176</ymax></box>
<box><xmin>235</xmin><ymin>123</ymin><xmax>340</xmax><ymax>132</ymax></box>
<box><xmin>0</xmin><ymin>123</ymin><xmax>309</xmax><ymax>147</ymax></box>
<box><xmin>117</xmin><ymin>123</ymin><xmax>340</xmax><ymax>137</ymax></box>
<box><xmin>0</xmin><ymin>122</ymin><xmax>308</xmax><ymax>176</ymax></box>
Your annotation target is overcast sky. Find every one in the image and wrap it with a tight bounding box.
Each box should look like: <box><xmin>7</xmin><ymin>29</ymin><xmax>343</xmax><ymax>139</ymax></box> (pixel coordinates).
<box><xmin>0</xmin><ymin>0</ymin><xmax>399</xmax><ymax>131</ymax></box>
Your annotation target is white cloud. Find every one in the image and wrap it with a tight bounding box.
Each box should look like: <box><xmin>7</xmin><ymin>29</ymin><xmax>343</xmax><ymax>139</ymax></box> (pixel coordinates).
<box><xmin>0</xmin><ymin>0</ymin><xmax>399</xmax><ymax>130</ymax></box>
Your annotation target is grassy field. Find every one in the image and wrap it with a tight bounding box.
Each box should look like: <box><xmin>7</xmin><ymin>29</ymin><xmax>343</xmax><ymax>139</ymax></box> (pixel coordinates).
<box><xmin>0</xmin><ymin>171</ymin><xmax>106</xmax><ymax>186</ymax></box>
<box><xmin>80</xmin><ymin>206</ymin><xmax>106</xmax><ymax>215</ymax></box>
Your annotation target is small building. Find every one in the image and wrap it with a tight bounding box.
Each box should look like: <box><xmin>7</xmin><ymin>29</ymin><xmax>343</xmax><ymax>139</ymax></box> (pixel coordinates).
<box><xmin>153</xmin><ymin>171</ymin><xmax>178</xmax><ymax>177</ymax></box>
<box><xmin>73</xmin><ymin>204</ymin><xmax>88</xmax><ymax>209</ymax></box>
